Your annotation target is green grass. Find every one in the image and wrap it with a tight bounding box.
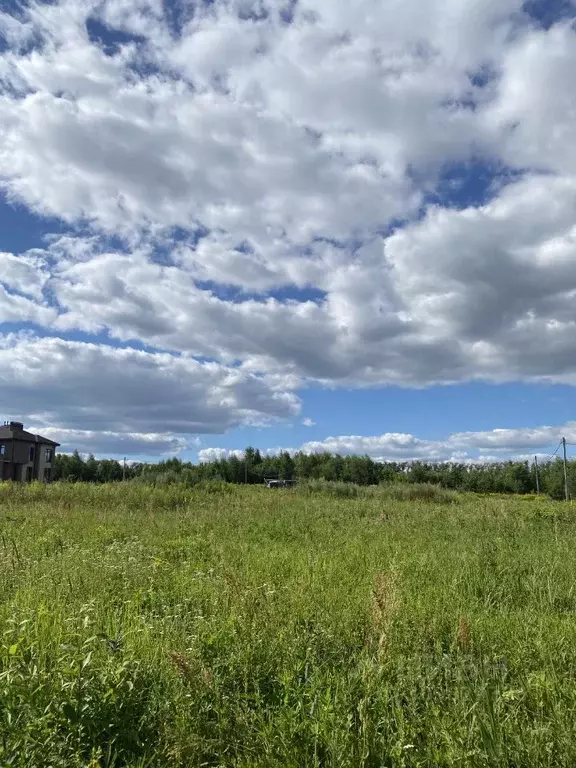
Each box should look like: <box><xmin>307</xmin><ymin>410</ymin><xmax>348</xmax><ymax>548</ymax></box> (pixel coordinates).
<box><xmin>2</xmin><ymin>482</ymin><xmax>576</xmax><ymax>766</ymax></box>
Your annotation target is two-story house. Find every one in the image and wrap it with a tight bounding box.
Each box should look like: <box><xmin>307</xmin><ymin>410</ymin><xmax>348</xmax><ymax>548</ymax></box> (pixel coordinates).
<box><xmin>0</xmin><ymin>421</ymin><xmax>60</xmax><ymax>482</ymax></box>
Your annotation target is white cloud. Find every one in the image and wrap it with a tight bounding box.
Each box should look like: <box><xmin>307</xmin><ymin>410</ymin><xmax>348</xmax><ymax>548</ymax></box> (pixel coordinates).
<box><xmin>210</xmin><ymin>421</ymin><xmax>576</xmax><ymax>463</ymax></box>
<box><xmin>302</xmin><ymin>418</ymin><xmax>315</xmax><ymax>427</ymax></box>
<box><xmin>37</xmin><ymin>427</ymin><xmax>189</xmax><ymax>457</ymax></box>
<box><xmin>0</xmin><ymin>250</ymin><xmax>55</xmax><ymax>325</ymax></box>
<box><xmin>0</xmin><ymin>251</ymin><xmax>49</xmax><ymax>300</ymax></box>
<box><xmin>0</xmin><ymin>284</ymin><xmax>56</xmax><ymax>326</ymax></box>
<box><xmin>484</xmin><ymin>22</ymin><xmax>576</xmax><ymax>175</ymax></box>
<box><xmin>0</xmin><ymin>334</ymin><xmax>300</xmax><ymax>454</ymax></box>
<box><xmin>0</xmin><ymin>0</ymin><xmax>576</xmax><ymax>449</ymax></box>
<box><xmin>381</xmin><ymin>174</ymin><xmax>576</xmax><ymax>384</ymax></box>
<box><xmin>300</xmin><ymin>423</ymin><xmax>576</xmax><ymax>461</ymax></box>
<box><xmin>24</xmin><ymin>173</ymin><xmax>576</xmax><ymax>386</ymax></box>
<box><xmin>198</xmin><ymin>447</ymin><xmax>244</xmax><ymax>462</ymax></box>
<box><xmin>0</xmin><ymin>2</ymin><xmax>418</xmax><ymax>241</ymax></box>
<box><xmin>300</xmin><ymin>432</ymin><xmax>449</xmax><ymax>461</ymax></box>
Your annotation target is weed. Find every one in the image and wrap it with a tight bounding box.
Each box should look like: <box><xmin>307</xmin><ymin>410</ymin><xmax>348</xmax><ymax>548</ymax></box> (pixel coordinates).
<box><xmin>1</xmin><ymin>483</ymin><xmax>575</xmax><ymax>765</ymax></box>
<box><xmin>380</xmin><ymin>482</ymin><xmax>459</xmax><ymax>503</ymax></box>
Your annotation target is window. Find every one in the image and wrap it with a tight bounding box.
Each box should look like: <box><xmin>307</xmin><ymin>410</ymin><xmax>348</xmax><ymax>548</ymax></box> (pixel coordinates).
<box><xmin>45</xmin><ymin>447</ymin><xmax>52</xmax><ymax>463</ymax></box>
<box><xmin>0</xmin><ymin>444</ymin><xmax>5</xmax><ymax>456</ymax></box>
<box><xmin>29</xmin><ymin>445</ymin><xmax>35</xmax><ymax>462</ymax></box>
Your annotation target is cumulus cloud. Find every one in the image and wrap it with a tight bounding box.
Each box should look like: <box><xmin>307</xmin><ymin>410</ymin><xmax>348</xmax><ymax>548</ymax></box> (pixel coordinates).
<box><xmin>198</xmin><ymin>447</ymin><xmax>245</xmax><ymax>462</ymax></box>
<box><xmin>36</xmin><ymin>428</ymin><xmax>190</xmax><ymax>457</ymax></box>
<box><xmin>0</xmin><ymin>0</ymin><xmax>576</xmax><ymax>448</ymax></box>
<box><xmin>0</xmin><ymin>0</ymin><xmax>418</xmax><ymax>240</ymax></box>
<box><xmin>484</xmin><ymin>21</ymin><xmax>576</xmax><ymax>175</ymax></box>
<box><xmin>0</xmin><ymin>250</ymin><xmax>49</xmax><ymax>300</ymax></box>
<box><xmin>300</xmin><ymin>433</ymin><xmax>448</xmax><ymax>461</ymax></box>
<box><xmin>0</xmin><ymin>250</ymin><xmax>55</xmax><ymax>324</ymax></box>
<box><xmin>213</xmin><ymin>422</ymin><xmax>576</xmax><ymax>463</ymax></box>
<box><xmin>9</xmin><ymin>170</ymin><xmax>576</xmax><ymax>387</ymax></box>
<box><xmin>0</xmin><ymin>334</ymin><xmax>300</xmax><ymax>454</ymax></box>
<box><xmin>300</xmin><ymin>423</ymin><xmax>576</xmax><ymax>461</ymax></box>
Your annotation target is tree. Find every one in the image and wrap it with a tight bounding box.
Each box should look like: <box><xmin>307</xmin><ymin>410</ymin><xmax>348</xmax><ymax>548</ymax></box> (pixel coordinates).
<box><xmin>278</xmin><ymin>451</ymin><xmax>295</xmax><ymax>480</ymax></box>
<box><xmin>67</xmin><ymin>450</ymin><xmax>86</xmax><ymax>482</ymax></box>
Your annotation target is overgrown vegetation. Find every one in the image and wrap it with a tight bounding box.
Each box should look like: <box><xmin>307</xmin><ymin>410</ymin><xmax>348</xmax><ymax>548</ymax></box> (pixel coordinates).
<box><xmin>301</xmin><ymin>480</ymin><xmax>458</xmax><ymax>503</ymax></box>
<box><xmin>2</xmin><ymin>482</ymin><xmax>576</xmax><ymax>765</ymax></box>
<box><xmin>54</xmin><ymin>447</ymin><xmax>576</xmax><ymax>499</ymax></box>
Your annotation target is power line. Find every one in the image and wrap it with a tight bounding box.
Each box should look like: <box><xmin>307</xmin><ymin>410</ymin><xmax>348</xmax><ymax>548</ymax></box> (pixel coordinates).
<box><xmin>549</xmin><ymin>441</ymin><xmax>563</xmax><ymax>460</ymax></box>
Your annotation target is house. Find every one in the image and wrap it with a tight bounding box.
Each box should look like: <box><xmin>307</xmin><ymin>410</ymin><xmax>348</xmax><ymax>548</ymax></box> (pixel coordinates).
<box><xmin>0</xmin><ymin>421</ymin><xmax>59</xmax><ymax>482</ymax></box>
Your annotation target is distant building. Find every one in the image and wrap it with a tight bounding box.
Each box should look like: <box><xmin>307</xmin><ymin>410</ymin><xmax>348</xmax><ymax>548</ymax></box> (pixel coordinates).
<box><xmin>0</xmin><ymin>421</ymin><xmax>59</xmax><ymax>482</ymax></box>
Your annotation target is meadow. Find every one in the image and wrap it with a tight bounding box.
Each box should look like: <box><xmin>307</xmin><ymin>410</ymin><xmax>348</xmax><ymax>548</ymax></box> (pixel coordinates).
<box><xmin>2</xmin><ymin>481</ymin><xmax>576</xmax><ymax>767</ymax></box>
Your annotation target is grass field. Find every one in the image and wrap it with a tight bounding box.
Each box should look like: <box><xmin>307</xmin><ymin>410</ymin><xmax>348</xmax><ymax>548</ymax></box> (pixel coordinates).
<box><xmin>2</xmin><ymin>482</ymin><xmax>576</xmax><ymax>767</ymax></box>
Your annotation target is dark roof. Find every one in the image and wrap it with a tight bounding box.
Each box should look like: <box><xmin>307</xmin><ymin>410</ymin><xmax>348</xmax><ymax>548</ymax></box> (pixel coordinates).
<box><xmin>0</xmin><ymin>425</ymin><xmax>60</xmax><ymax>446</ymax></box>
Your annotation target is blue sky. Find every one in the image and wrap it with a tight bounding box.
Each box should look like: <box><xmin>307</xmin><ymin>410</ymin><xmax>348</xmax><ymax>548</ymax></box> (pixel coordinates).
<box><xmin>198</xmin><ymin>381</ymin><xmax>576</xmax><ymax>454</ymax></box>
<box><xmin>1</xmin><ymin>0</ymin><xmax>576</xmax><ymax>463</ymax></box>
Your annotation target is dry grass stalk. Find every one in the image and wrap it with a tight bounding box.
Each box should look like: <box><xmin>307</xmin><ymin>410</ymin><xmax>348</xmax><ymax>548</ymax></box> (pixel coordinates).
<box><xmin>370</xmin><ymin>569</ymin><xmax>399</xmax><ymax>656</ymax></box>
<box><xmin>169</xmin><ymin>652</ymin><xmax>213</xmax><ymax>687</ymax></box>
<box><xmin>457</xmin><ymin>616</ymin><xmax>471</xmax><ymax>651</ymax></box>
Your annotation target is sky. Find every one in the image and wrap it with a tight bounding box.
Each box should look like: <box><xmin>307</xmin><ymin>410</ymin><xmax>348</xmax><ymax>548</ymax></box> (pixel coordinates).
<box><xmin>1</xmin><ymin>0</ymin><xmax>576</xmax><ymax>464</ymax></box>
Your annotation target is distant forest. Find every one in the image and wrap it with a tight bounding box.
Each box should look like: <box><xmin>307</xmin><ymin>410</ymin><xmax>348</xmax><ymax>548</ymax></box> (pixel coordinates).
<box><xmin>53</xmin><ymin>448</ymin><xmax>575</xmax><ymax>500</ymax></box>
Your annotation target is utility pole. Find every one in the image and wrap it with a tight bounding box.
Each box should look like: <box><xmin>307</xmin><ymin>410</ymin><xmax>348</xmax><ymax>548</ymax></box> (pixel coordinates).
<box><xmin>562</xmin><ymin>438</ymin><xmax>569</xmax><ymax>501</ymax></box>
<box><xmin>534</xmin><ymin>455</ymin><xmax>540</xmax><ymax>495</ymax></box>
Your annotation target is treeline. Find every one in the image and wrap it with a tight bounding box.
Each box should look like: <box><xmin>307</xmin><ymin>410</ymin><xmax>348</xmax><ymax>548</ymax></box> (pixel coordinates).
<box><xmin>53</xmin><ymin>448</ymin><xmax>576</xmax><ymax>499</ymax></box>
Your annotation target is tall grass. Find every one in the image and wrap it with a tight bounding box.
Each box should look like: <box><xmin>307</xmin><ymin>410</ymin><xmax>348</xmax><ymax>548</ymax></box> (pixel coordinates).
<box><xmin>2</xmin><ymin>482</ymin><xmax>576</xmax><ymax>765</ymax></box>
<box><xmin>302</xmin><ymin>479</ymin><xmax>457</xmax><ymax>503</ymax></box>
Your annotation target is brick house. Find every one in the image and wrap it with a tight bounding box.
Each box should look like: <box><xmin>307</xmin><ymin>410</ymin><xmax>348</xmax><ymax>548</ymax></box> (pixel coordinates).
<box><xmin>0</xmin><ymin>422</ymin><xmax>60</xmax><ymax>482</ymax></box>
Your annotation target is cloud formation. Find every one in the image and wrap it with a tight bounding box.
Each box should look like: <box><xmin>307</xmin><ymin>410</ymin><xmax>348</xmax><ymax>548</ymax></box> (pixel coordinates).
<box><xmin>206</xmin><ymin>422</ymin><xmax>576</xmax><ymax>463</ymax></box>
<box><xmin>198</xmin><ymin>447</ymin><xmax>245</xmax><ymax>463</ymax></box>
<box><xmin>1</xmin><ymin>0</ymin><xmax>576</xmax><ymax>449</ymax></box>
<box><xmin>0</xmin><ymin>334</ymin><xmax>300</xmax><ymax>454</ymax></box>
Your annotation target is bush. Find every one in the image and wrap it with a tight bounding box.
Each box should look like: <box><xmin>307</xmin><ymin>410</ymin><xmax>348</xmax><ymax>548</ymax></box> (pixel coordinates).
<box><xmin>380</xmin><ymin>482</ymin><xmax>458</xmax><ymax>503</ymax></box>
<box><xmin>301</xmin><ymin>480</ymin><xmax>368</xmax><ymax>498</ymax></box>
<box><xmin>192</xmin><ymin>480</ymin><xmax>237</xmax><ymax>494</ymax></box>
<box><xmin>301</xmin><ymin>480</ymin><xmax>457</xmax><ymax>503</ymax></box>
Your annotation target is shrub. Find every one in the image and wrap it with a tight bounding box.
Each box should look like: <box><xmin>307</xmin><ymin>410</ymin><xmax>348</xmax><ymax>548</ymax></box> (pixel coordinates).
<box><xmin>192</xmin><ymin>480</ymin><xmax>237</xmax><ymax>494</ymax></box>
<box><xmin>380</xmin><ymin>482</ymin><xmax>458</xmax><ymax>503</ymax></box>
<box><xmin>301</xmin><ymin>480</ymin><xmax>368</xmax><ymax>498</ymax></box>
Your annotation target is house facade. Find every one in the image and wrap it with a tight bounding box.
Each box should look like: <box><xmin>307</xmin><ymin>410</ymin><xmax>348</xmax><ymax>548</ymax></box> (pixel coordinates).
<box><xmin>0</xmin><ymin>422</ymin><xmax>60</xmax><ymax>482</ymax></box>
